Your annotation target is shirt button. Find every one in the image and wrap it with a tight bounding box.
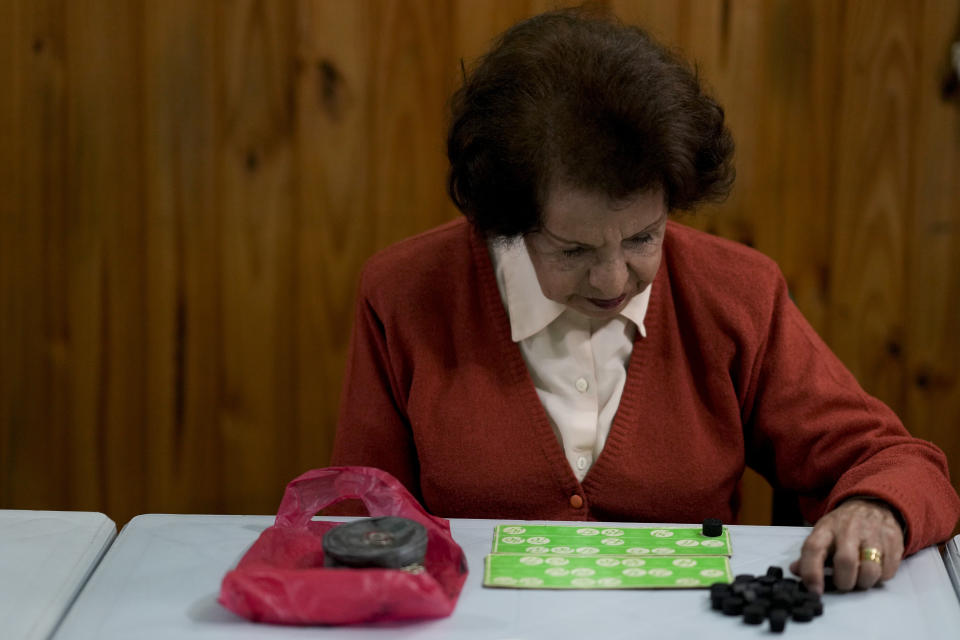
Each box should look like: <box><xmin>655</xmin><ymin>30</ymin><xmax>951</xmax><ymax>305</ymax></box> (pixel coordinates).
<box><xmin>569</xmin><ymin>494</ymin><xmax>584</xmax><ymax>509</ymax></box>
<box><xmin>576</xmin><ymin>456</ymin><xmax>587</xmax><ymax>470</ymax></box>
<box><xmin>575</xmin><ymin>377</ymin><xmax>589</xmax><ymax>393</ymax></box>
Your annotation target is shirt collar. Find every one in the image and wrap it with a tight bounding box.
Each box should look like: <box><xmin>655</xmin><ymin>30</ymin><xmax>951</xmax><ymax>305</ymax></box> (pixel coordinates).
<box><xmin>489</xmin><ymin>238</ymin><xmax>651</xmax><ymax>342</ymax></box>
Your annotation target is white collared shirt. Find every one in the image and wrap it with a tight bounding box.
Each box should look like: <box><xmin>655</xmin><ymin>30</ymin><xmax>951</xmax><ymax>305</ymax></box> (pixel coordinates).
<box><xmin>490</xmin><ymin>238</ymin><xmax>651</xmax><ymax>481</ymax></box>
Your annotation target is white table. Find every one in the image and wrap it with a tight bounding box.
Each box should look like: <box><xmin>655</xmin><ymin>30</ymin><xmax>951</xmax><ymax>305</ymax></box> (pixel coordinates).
<box><xmin>54</xmin><ymin>514</ymin><xmax>960</xmax><ymax>639</ymax></box>
<box><xmin>0</xmin><ymin>510</ymin><xmax>116</xmax><ymax>640</ymax></box>
<box><xmin>945</xmin><ymin>534</ymin><xmax>960</xmax><ymax>602</ymax></box>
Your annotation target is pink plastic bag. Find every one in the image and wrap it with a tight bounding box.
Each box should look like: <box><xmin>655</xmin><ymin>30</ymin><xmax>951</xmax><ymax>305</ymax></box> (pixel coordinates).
<box><xmin>219</xmin><ymin>466</ymin><xmax>469</xmax><ymax>625</ymax></box>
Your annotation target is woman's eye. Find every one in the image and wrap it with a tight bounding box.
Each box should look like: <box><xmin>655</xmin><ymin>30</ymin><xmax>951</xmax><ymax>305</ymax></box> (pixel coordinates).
<box><xmin>561</xmin><ymin>247</ymin><xmax>586</xmax><ymax>258</ymax></box>
<box><xmin>626</xmin><ymin>234</ymin><xmax>652</xmax><ymax>246</ymax></box>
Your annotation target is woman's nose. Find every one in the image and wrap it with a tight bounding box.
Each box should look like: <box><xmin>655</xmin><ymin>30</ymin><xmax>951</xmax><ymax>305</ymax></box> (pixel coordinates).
<box><xmin>587</xmin><ymin>254</ymin><xmax>629</xmax><ymax>297</ymax></box>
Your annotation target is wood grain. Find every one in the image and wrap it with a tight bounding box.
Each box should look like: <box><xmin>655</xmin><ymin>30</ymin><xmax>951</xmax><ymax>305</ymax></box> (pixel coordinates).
<box><xmin>141</xmin><ymin>0</ymin><xmax>222</xmax><ymax>515</ymax></box>
<box><xmin>2</xmin><ymin>0</ymin><xmax>959</xmax><ymax>527</ymax></box>
<box><xmin>368</xmin><ymin>0</ymin><xmax>457</xmax><ymax>248</ymax></box>
<box><xmin>216</xmin><ymin>0</ymin><xmax>300</xmax><ymax>514</ymax></box>
<box><xmin>64</xmin><ymin>0</ymin><xmax>148</xmax><ymax>519</ymax></box>
<box><xmin>829</xmin><ymin>0</ymin><xmax>917</xmax><ymax>416</ymax></box>
<box><xmin>296</xmin><ymin>0</ymin><xmax>376</xmax><ymax>477</ymax></box>
<box><xmin>908</xmin><ymin>0</ymin><xmax>960</xmax><ymax>501</ymax></box>
<box><xmin>453</xmin><ymin>0</ymin><xmax>561</xmax><ymax>65</ymax></box>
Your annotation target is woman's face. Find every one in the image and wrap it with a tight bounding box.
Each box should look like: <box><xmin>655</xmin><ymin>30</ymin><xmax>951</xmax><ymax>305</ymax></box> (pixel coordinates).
<box><xmin>524</xmin><ymin>185</ymin><xmax>667</xmax><ymax>319</ymax></box>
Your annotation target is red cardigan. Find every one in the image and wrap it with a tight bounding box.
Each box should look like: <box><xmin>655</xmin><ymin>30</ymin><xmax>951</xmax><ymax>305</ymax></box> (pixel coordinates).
<box><xmin>331</xmin><ymin>218</ymin><xmax>959</xmax><ymax>554</ymax></box>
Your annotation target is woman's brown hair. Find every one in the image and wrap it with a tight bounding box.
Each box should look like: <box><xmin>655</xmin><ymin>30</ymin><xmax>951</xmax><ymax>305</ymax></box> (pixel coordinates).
<box><xmin>447</xmin><ymin>7</ymin><xmax>735</xmax><ymax>238</ymax></box>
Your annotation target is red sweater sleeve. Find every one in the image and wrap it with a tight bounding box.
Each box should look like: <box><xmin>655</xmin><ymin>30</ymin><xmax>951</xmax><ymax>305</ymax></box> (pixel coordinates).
<box><xmin>743</xmin><ymin>272</ymin><xmax>960</xmax><ymax>554</ymax></box>
<box><xmin>330</xmin><ymin>271</ymin><xmax>423</xmax><ymax>503</ymax></box>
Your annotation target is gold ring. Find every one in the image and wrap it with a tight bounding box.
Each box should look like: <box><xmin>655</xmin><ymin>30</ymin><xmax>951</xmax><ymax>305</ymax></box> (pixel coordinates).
<box><xmin>860</xmin><ymin>547</ymin><xmax>883</xmax><ymax>564</ymax></box>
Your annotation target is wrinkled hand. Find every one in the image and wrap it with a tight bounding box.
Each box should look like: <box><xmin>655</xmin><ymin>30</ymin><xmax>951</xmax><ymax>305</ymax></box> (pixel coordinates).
<box><xmin>789</xmin><ymin>498</ymin><xmax>904</xmax><ymax>594</ymax></box>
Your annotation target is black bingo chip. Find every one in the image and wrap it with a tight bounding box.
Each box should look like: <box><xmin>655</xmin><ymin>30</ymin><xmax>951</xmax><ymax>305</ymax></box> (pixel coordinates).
<box><xmin>702</xmin><ymin>518</ymin><xmax>723</xmax><ymax>537</ymax></box>
<box><xmin>322</xmin><ymin>516</ymin><xmax>428</xmax><ymax>569</ymax></box>
<box><xmin>708</xmin><ymin>569</ymin><xmax>825</xmax><ymax>631</ymax></box>
<box><xmin>792</xmin><ymin>604</ymin><xmax>815</xmax><ymax>622</ymax></box>
<box><xmin>710</xmin><ymin>583</ymin><xmax>731</xmax><ymax>610</ymax></box>
<box><xmin>822</xmin><ymin>572</ymin><xmax>837</xmax><ymax>592</ymax></box>
<box><xmin>771</xmin><ymin>592</ymin><xmax>795</xmax><ymax>609</ymax></box>
<box><xmin>752</xmin><ymin>597</ymin><xmax>771</xmax><ymax>614</ymax></box>
<box><xmin>743</xmin><ymin>604</ymin><xmax>765</xmax><ymax>625</ymax></box>
<box><xmin>769</xmin><ymin>608</ymin><xmax>788</xmax><ymax>632</ymax></box>
<box><xmin>781</xmin><ymin>577</ymin><xmax>801</xmax><ymax>590</ymax></box>
<box><xmin>809</xmin><ymin>599</ymin><xmax>824</xmax><ymax>616</ymax></box>
<box><xmin>722</xmin><ymin>596</ymin><xmax>745</xmax><ymax>616</ymax></box>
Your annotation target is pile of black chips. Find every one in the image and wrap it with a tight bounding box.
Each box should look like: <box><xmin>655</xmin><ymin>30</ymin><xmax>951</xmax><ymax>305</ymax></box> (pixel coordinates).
<box><xmin>710</xmin><ymin>567</ymin><xmax>823</xmax><ymax>633</ymax></box>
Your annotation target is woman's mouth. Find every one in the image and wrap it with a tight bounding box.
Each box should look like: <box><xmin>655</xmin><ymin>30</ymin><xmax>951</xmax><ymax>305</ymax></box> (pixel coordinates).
<box><xmin>587</xmin><ymin>294</ymin><xmax>626</xmax><ymax>310</ymax></box>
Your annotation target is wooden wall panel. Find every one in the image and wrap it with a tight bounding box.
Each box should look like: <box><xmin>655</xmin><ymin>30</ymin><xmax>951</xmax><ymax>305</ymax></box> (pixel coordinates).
<box><xmin>216</xmin><ymin>0</ymin><xmax>301</xmax><ymax>512</ymax></box>
<box><xmin>0</xmin><ymin>0</ymin><xmax>13</xmax><ymax>505</ymax></box>
<box><xmin>453</xmin><ymin>0</ymin><xmax>559</xmax><ymax>63</ymax></box>
<box><xmin>368</xmin><ymin>0</ymin><xmax>457</xmax><ymax>246</ymax></box>
<box><xmin>65</xmin><ymin>0</ymin><xmax>148</xmax><ymax>517</ymax></box>
<box><xmin>759</xmin><ymin>0</ymin><xmax>842</xmax><ymax>335</ymax></box>
<box><xmin>909</xmin><ymin>0</ymin><xmax>960</xmax><ymax>491</ymax></box>
<box><xmin>294</xmin><ymin>0</ymin><xmax>376</xmax><ymax>485</ymax></box>
<box><xmin>2</xmin><ymin>0</ymin><xmax>959</xmax><ymax>528</ymax></box>
<box><xmin>1</xmin><ymin>0</ymin><xmax>76</xmax><ymax>511</ymax></box>
<box><xmin>141</xmin><ymin>0</ymin><xmax>221</xmax><ymax>514</ymax></box>
<box><xmin>829</xmin><ymin>0</ymin><xmax>917</xmax><ymax>416</ymax></box>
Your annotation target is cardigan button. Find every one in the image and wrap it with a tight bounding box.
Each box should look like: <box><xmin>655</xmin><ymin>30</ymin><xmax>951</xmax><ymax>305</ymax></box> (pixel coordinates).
<box><xmin>569</xmin><ymin>494</ymin><xmax>584</xmax><ymax>509</ymax></box>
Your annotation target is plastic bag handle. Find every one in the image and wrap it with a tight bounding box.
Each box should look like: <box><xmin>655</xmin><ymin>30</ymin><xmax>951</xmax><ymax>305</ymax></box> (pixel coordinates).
<box><xmin>275</xmin><ymin>466</ymin><xmax>447</xmax><ymax>533</ymax></box>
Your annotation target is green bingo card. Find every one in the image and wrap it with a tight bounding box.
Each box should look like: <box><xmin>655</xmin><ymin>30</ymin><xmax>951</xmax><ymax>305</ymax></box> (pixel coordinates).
<box><xmin>491</xmin><ymin>524</ymin><xmax>732</xmax><ymax>557</ymax></box>
<box><xmin>484</xmin><ymin>553</ymin><xmax>733</xmax><ymax>589</ymax></box>
<box><xmin>484</xmin><ymin>524</ymin><xmax>733</xmax><ymax>589</ymax></box>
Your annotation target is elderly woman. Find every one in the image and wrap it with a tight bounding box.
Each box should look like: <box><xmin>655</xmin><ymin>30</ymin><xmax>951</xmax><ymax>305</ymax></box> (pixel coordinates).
<box><xmin>331</xmin><ymin>9</ymin><xmax>959</xmax><ymax>595</ymax></box>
